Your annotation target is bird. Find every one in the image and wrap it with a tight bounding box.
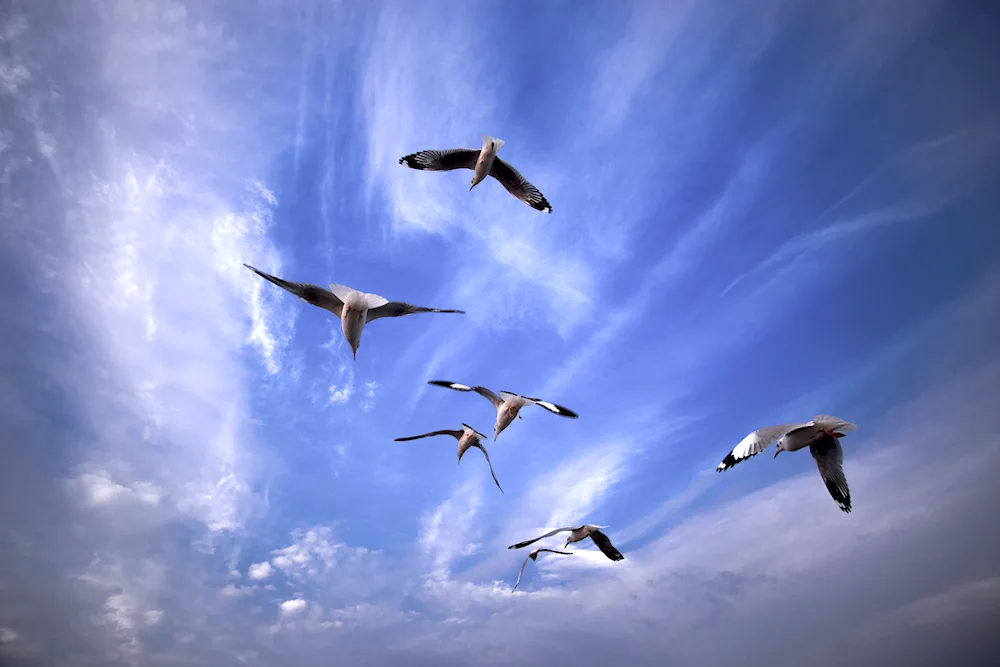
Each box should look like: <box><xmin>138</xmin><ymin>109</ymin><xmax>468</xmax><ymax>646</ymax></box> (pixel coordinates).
<box><xmin>398</xmin><ymin>135</ymin><xmax>553</xmax><ymax>213</ymax></box>
<box><xmin>511</xmin><ymin>548</ymin><xmax>573</xmax><ymax>592</ymax></box>
<box><xmin>243</xmin><ymin>264</ymin><xmax>465</xmax><ymax>359</ymax></box>
<box><xmin>508</xmin><ymin>525</ymin><xmax>624</xmax><ymax>561</ymax></box>
<box><xmin>715</xmin><ymin>414</ymin><xmax>858</xmax><ymax>512</ymax></box>
<box><xmin>427</xmin><ymin>380</ymin><xmax>578</xmax><ymax>441</ymax></box>
<box><xmin>394</xmin><ymin>423</ymin><xmax>504</xmax><ymax>494</ymax></box>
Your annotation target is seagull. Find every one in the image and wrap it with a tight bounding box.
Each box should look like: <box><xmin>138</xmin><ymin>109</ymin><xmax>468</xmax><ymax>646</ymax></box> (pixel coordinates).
<box><xmin>511</xmin><ymin>548</ymin><xmax>573</xmax><ymax>592</ymax></box>
<box><xmin>508</xmin><ymin>525</ymin><xmax>624</xmax><ymax>561</ymax></box>
<box><xmin>427</xmin><ymin>380</ymin><xmax>578</xmax><ymax>441</ymax></box>
<box><xmin>398</xmin><ymin>135</ymin><xmax>553</xmax><ymax>213</ymax></box>
<box><xmin>715</xmin><ymin>414</ymin><xmax>859</xmax><ymax>512</ymax></box>
<box><xmin>394</xmin><ymin>423</ymin><xmax>504</xmax><ymax>494</ymax></box>
<box><xmin>243</xmin><ymin>264</ymin><xmax>464</xmax><ymax>359</ymax></box>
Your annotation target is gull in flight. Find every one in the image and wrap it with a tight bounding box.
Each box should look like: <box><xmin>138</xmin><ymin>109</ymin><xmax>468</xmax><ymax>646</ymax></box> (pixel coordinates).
<box><xmin>508</xmin><ymin>525</ymin><xmax>624</xmax><ymax>561</ymax></box>
<box><xmin>398</xmin><ymin>135</ymin><xmax>553</xmax><ymax>213</ymax></box>
<box><xmin>394</xmin><ymin>423</ymin><xmax>504</xmax><ymax>494</ymax></box>
<box><xmin>715</xmin><ymin>414</ymin><xmax>859</xmax><ymax>513</ymax></box>
<box><xmin>511</xmin><ymin>548</ymin><xmax>573</xmax><ymax>593</ymax></box>
<box><xmin>244</xmin><ymin>264</ymin><xmax>464</xmax><ymax>359</ymax></box>
<box><xmin>427</xmin><ymin>380</ymin><xmax>578</xmax><ymax>441</ymax></box>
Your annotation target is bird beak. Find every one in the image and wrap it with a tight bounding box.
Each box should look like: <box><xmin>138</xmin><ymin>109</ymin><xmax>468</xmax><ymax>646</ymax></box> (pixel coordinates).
<box><xmin>352</xmin><ymin>349</ymin><xmax>357</xmax><ymax>360</ymax></box>
<box><xmin>773</xmin><ymin>449</ymin><xmax>781</xmax><ymax>458</ymax></box>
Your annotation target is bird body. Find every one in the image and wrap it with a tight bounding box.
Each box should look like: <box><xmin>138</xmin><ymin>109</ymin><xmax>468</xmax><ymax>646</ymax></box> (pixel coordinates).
<box><xmin>472</xmin><ymin>134</ymin><xmax>504</xmax><ymax>190</ymax></box>
<box><xmin>508</xmin><ymin>524</ymin><xmax>624</xmax><ymax>561</ymax></box>
<box><xmin>243</xmin><ymin>264</ymin><xmax>464</xmax><ymax>359</ymax></box>
<box><xmin>716</xmin><ymin>415</ymin><xmax>858</xmax><ymax>512</ymax></box>
<box><xmin>427</xmin><ymin>381</ymin><xmax>578</xmax><ymax>440</ymax></box>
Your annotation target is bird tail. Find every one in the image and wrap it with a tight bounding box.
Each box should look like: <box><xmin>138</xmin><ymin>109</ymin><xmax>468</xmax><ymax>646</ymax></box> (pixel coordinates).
<box><xmin>483</xmin><ymin>135</ymin><xmax>505</xmax><ymax>151</ymax></box>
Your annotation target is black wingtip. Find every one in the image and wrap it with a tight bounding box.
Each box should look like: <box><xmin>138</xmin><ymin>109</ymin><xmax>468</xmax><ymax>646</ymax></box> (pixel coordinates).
<box><xmin>717</xmin><ymin>452</ymin><xmax>738</xmax><ymax>472</ymax></box>
<box><xmin>428</xmin><ymin>380</ymin><xmax>454</xmax><ymax>387</ymax></box>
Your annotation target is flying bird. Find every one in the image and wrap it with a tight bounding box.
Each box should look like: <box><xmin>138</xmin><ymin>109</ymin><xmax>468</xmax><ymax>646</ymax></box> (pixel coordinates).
<box><xmin>508</xmin><ymin>525</ymin><xmax>624</xmax><ymax>561</ymax></box>
<box><xmin>398</xmin><ymin>135</ymin><xmax>553</xmax><ymax>213</ymax></box>
<box><xmin>243</xmin><ymin>264</ymin><xmax>464</xmax><ymax>359</ymax></box>
<box><xmin>715</xmin><ymin>414</ymin><xmax>858</xmax><ymax>513</ymax></box>
<box><xmin>427</xmin><ymin>380</ymin><xmax>578</xmax><ymax>441</ymax></box>
<box><xmin>511</xmin><ymin>548</ymin><xmax>573</xmax><ymax>593</ymax></box>
<box><xmin>394</xmin><ymin>423</ymin><xmax>504</xmax><ymax>494</ymax></box>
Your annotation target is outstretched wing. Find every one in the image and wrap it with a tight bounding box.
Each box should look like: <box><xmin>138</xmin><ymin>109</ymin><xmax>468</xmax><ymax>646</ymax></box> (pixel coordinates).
<box><xmin>507</xmin><ymin>527</ymin><xmax>580</xmax><ymax>550</ymax></box>
<box><xmin>511</xmin><ymin>549</ymin><xmax>573</xmax><ymax>592</ymax></box>
<box><xmin>428</xmin><ymin>381</ymin><xmax>503</xmax><ymax>410</ymax></box>
<box><xmin>473</xmin><ymin>443</ymin><xmax>503</xmax><ymax>494</ymax></box>
<box><xmin>244</xmin><ymin>264</ymin><xmax>344</xmax><ymax>317</ymax></box>
<box><xmin>489</xmin><ymin>156</ymin><xmax>553</xmax><ymax>213</ymax></box>
<box><xmin>810</xmin><ymin>434</ymin><xmax>852</xmax><ymax>513</ymax></box>
<box><xmin>525</xmin><ymin>396</ymin><xmax>579</xmax><ymax>419</ymax></box>
<box><xmin>398</xmin><ymin>148</ymin><xmax>479</xmax><ymax>171</ymax></box>
<box><xmin>394</xmin><ymin>429</ymin><xmax>463</xmax><ymax>442</ymax></box>
<box><xmin>588</xmin><ymin>530</ymin><xmax>625</xmax><ymax>561</ymax></box>
<box><xmin>366</xmin><ymin>301</ymin><xmax>465</xmax><ymax>322</ymax></box>
<box><xmin>716</xmin><ymin>422</ymin><xmax>810</xmax><ymax>472</ymax></box>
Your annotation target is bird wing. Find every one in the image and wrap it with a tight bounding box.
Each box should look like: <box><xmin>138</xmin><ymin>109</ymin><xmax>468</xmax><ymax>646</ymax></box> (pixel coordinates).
<box><xmin>429</xmin><ymin>381</ymin><xmax>503</xmax><ymax>410</ymax></box>
<box><xmin>365</xmin><ymin>301</ymin><xmax>465</xmax><ymax>322</ymax></box>
<box><xmin>398</xmin><ymin>148</ymin><xmax>479</xmax><ymax>171</ymax></box>
<box><xmin>812</xmin><ymin>415</ymin><xmax>858</xmax><ymax>434</ymax></box>
<box><xmin>716</xmin><ymin>422</ymin><xmax>811</xmax><ymax>472</ymax></box>
<box><xmin>588</xmin><ymin>529</ymin><xmax>625</xmax><ymax>561</ymax></box>
<box><xmin>511</xmin><ymin>551</ymin><xmax>534</xmax><ymax>592</ymax></box>
<box><xmin>244</xmin><ymin>264</ymin><xmax>344</xmax><ymax>317</ymax></box>
<box><xmin>507</xmin><ymin>527</ymin><xmax>580</xmax><ymax>550</ymax></box>
<box><xmin>523</xmin><ymin>395</ymin><xmax>579</xmax><ymax>419</ymax></box>
<box><xmin>511</xmin><ymin>549</ymin><xmax>573</xmax><ymax>592</ymax></box>
<box><xmin>394</xmin><ymin>429</ymin><xmax>463</xmax><ymax>442</ymax></box>
<box><xmin>810</xmin><ymin>434</ymin><xmax>852</xmax><ymax>513</ymax></box>
<box><xmin>488</xmin><ymin>156</ymin><xmax>553</xmax><ymax>213</ymax></box>
<box><xmin>472</xmin><ymin>443</ymin><xmax>503</xmax><ymax>494</ymax></box>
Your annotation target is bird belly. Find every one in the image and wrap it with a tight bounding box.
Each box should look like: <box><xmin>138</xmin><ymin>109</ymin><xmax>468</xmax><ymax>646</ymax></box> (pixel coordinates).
<box><xmin>779</xmin><ymin>428</ymin><xmax>820</xmax><ymax>452</ymax></box>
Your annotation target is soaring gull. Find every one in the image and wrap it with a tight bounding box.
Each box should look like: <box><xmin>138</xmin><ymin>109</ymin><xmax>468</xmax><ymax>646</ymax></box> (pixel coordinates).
<box><xmin>715</xmin><ymin>414</ymin><xmax>859</xmax><ymax>512</ymax></box>
<box><xmin>508</xmin><ymin>525</ymin><xmax>624</xmax><ymax>561</ymax></box>
<box><xmin>427</xmin><ymin>380</ymin><xmax>578</xmax><ymax>441</ymax></box>
<box><xmin>244</xmin><ymin>264</ymin><xmax>464</xmax><ymax>359</ymax></box>
<box><xmin>394</xmin><ymin>423</ymin><xmax>503</xmax><ymax>494</ymax></box>
<box><xmin>511</xmin><ymin>548</ymin><xmax>573</xmax><ymax>593</ymax></box>
<box><xmin>398</xmin><ymin>135</ymin><xmax>553</xmax><ymax>213</ymax></box>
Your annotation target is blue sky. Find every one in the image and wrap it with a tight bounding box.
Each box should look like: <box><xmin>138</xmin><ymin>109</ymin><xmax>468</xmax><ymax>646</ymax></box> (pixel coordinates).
<box><xmin>2</xmin><ymin>0</ymin><xmax>1000</xmax><ymax>664</ymax></box>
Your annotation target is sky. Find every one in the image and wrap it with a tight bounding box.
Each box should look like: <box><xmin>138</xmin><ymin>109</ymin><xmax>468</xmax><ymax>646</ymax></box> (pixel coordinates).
<box><xmin>1</xmin><ymin>0</ymin><xmax>1000</xmax><ymax>665</ymax></box>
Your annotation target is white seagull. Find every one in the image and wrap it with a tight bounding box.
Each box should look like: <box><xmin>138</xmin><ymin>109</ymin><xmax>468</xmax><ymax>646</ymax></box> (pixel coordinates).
<box><xmin>427</xmin><ymin>380</ymin><xmax>578</xmax><ymax>441</ymax></box>
<box><xmin>508</xmin><ymin>525</ymin><xmax>624</xmax><ymax>561</ymax></box>
<box><xmin>715</xmin><ymin>414</ymin><xmax>859</xmax><ymax>512</ymax></box>
<box><xmin>398</xmin><ymin>135</ymin><xmax>553</xmax><ymax>213</ymax></box>
<box><xmin>244</xmin><ymin>264</ymin><xmax>464</xmax><ymax>359</ymax></box>
<box><xmin>394</xmin><ymin>423</ymin><xmax>504</xmax><ymax>494</ymax></box>
<box><xmin>511</xmin><ymin>548</ymin><xmax>573</xmax><ymax>593</ymax></box>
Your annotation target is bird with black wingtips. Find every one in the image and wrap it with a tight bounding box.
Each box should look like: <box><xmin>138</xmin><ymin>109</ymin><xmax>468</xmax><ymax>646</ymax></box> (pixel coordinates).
<box><xmin>715</xmin><ymin>414</ymin><xmax>858</xmax><ymax>512</ymax></box>
<box><xmin>427</xmin><ymin>380</ymin><xmax>578</xmax><ymax>441</ymax></box>
<box><xmin>394</xmin><ymin>423</ymin><xmax>504</xmax><ymax>494</ymax></box>
<box><xmin>511</xmin><ymin>548</ymin><xmax>573</xmax><ymax>592</ymax></box>
<box><xmin>243</xmin><ymin>264</ymin><xmax>465</xmax><ymax>359</ymax></box>
<box><xmin>398</xmin><ymin>135</ymin><xmax>553</xmax><ymax>213</ymax></box>
<box><xmin>508</xmin><ymin>525</ymin><xmax>624</xmax><ymax>561</ymax></box>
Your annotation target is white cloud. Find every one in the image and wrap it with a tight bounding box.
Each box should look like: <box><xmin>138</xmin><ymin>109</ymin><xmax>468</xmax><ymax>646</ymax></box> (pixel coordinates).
<box><xmin>143</xmin><ymin>609</ymin><xmax>164</xmax><ymax>626</ymax></box>
<box><xmin>247</xmin><ymin>561</ymin><xmax>273</xmax><ymax>581</ymax></box>
<box><xmin>219</xmin><ymin>584</ymin><xmax>254</xmax><ymax>599</ymax></box>
<box><xmin>361</xmin><ymin>381</ymin><xmax>379</xmax><ymax>412</ymax></box>
<box><xmin>279</xmin><ymin>599</ymin><xmax>307</xmax><ymax>617</ymax></box>
<box><xmin>418</xmin><ymin>478</ymin><xmax>484</xmax><ymax>582</ymax></box>
<box><xmin>270</xmin><ymin>527</ymin><xmax>349</xmax><ymax>580</ymax></box>
<box><xmin>0</xmin><ymin>627</ymin><xmax>16</xmax><ymax>643</ymax></box>
<box><xmin>70</xmin><ymin>471</ymin><xmax>163</xmax><ymax>508</ymax></box>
